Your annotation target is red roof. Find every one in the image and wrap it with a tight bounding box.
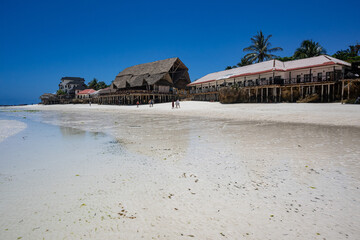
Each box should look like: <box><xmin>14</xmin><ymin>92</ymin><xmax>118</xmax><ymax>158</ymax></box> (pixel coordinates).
<box><xmin>77</xmin><ymin>89</ymin><xmax>96</xmax><ymax>95</ymax></box>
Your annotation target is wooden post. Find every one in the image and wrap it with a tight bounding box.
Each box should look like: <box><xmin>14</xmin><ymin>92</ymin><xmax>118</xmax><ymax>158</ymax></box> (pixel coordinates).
<box><xmin>333</xmin><ymin>84</ymin><xmax>335</xmax><ymax>101</ymax></box>
<box><xmin>341</xmin><ymin>80</ymin><xmax>344</xmax><ymax>104</ymax></box>
<box><xmin>261</xmin><ymin>88</ymin><xmax>263</xmax><ymax>102</ymax></box>
<box><xmin>301</xmin><ymin>86</ymin><xmax>304</xmax><ymax>98</ymax></box>
<box><xmin>266</xmin><ymin>88</ymin><xmax>269</xmax><ymax>103</ymax></box>
<box><xmin>256</xmin><ymin>88</ymin><xmax>258</xmax><ymax>103</ymax></box>
<box><xmin>274</xmin><ymin>87</ymin><xmax>277</xmax><ymax>103</ymax></box>
<box><xmin>248</xmin><ymin>88</ymin><xmax>251</xmax><ymax>103</ymax></box>
<box><xmin>328</xmin><ymin>84</ymin><xmax>331</xmax><ymax>102</ymax></box>
<box><xmin>279</xmin><ymin>87</ymin><xmax>282</xmax><ymax>102</ymax></box>
<box><xmin>321</xmin><ymin>85</ymin><xmax>324</xmax><ymax>102</ymax></box>
<box><xmin>347</xmin><ymin>80</ymin><xmax>350</xmax><ymax>100</ymax></box>
<box><xmin>291</xmin><ymin>87</ymin><xmax>293</xmax><ymax>102</ymax></box>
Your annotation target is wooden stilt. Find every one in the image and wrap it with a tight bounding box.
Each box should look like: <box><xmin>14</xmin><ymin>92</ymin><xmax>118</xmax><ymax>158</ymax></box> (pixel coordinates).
<box><xmin>328</xmin><ymin>84</ymin><xmax>330</xmax><ymax>102</ymax></box>
<box><xmin>256</xmin><ymin>88</ymin><xmax>258</xmax><ymax>103</ymax></box>
<box><xmin>291</xmin><ymin>87</ymin><xmax>293</xmax><ymax>102</ymax></box>
<box><xmin>279</xmin><ymin>87</ymin><xmax>282</xmax><ymax>102</ymax></box>
<box><xmin>274</xmin><ymin>87</ymin><xmax>277</xmax><ymax>103</ymax></box>
<box><xmin>321</xmin><ymin>85</ymin><xmax>324</xmax><ymax>102</ymax></box>
<box><xmin>347</xmin><ymin>81</ymin><xmax>350</xmax><ymax>100</ymax></box>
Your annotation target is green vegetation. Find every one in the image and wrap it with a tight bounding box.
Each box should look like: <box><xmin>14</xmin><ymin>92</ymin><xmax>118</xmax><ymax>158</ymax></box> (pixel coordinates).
<box><xmin>3</xmin><ymin>110</ymin><xmax>40</xmax><ymax>113</ymax></box>
<box><xmin>332</xmin><ymin>43</ymin><xmax>360</xmax><ymax>62</ymax></box>
<box><xmin>87</xmin><ymin>78</ymin><xmax>109</xmax><ymax>90</ymax></box>
<box><xmin>225</xmin><ymin>32</ymin><xmax>359</xmax><ymax>69</ymax></box>
<box><xmin>56</xmin><ymin>89</ymin><xmax>66</xmax><ymax>95</ymax></box>
<box><xmin>293</xmin><ymin>40</ymin><xmax>326</xmax><ymax>59</ymax></box>
<box><xmin>243</xmin><ymin>30</ymin><xmax>283</xmax><ymax>63</ymax></box>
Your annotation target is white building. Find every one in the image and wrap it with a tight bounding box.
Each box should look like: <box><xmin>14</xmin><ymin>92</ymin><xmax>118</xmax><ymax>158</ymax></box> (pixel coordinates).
<box><xmin>59</xmin><ymin>77</ymin><xmax>86</xmax><ymax>95</ymax></box>
<box><xmin>188</xmin><ymin>55</ymin><xmax>351</xmax><ymax>93</ymax></box>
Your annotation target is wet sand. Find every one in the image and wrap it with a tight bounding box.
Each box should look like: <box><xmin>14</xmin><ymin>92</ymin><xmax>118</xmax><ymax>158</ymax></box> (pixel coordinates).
<box><xmin>0</xmin><ymin>103</ymin><xmax>359</xmax><ymax>239</ymax></box>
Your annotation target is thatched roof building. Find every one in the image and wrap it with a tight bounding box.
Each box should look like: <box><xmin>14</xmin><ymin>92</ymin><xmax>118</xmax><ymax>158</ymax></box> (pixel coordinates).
<box><xmin>40</xmin><ymin>93</ymin><xmax>59</xmax><ymax>105</ymax></box>
<box><xmin>111</xmin><ymin>58</ymin><xmax>190</xmax><ymax>92</ymax></box>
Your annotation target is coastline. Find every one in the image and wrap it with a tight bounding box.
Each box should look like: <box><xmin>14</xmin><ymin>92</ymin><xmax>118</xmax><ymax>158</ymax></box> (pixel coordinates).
<box><xmin>1</xmin><ymin>102</ymin><xmax>359</xmax><ymax>239</ymax></box>
<box><xmin>11</xmin><ymin>101</ymin><xmax>360</xmax><ymax>128</ymax></box>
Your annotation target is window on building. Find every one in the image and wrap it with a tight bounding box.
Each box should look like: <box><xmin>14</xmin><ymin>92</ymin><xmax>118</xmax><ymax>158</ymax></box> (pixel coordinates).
<box><xmin>304</xmin><ymin>74</ymin><xmax>312</xmax><ymax>82</ymax></box>
<box><xmin>326</xmin><ymin>72</ymin><xmax>332</xmax><ymax>81</ymax></box>
<box><xmin>317</xmin><ymin>72</ymin><xmax>322</xmax><ymax>81</ymax></box>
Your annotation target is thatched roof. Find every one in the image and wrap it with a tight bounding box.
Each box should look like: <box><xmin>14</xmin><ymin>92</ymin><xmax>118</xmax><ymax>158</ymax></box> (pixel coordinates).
<box><xmin>112</xmin><ymin>58</ymin><xmax>190</xmax><ymax>89</ymax></box>
<box><xmin>40</xmin><ymin>93</ymin><xmax>59</xmax><ymax>101</ymax></box>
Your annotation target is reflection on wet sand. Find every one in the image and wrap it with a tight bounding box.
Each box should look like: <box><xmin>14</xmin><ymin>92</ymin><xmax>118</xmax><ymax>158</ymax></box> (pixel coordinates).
<box><xmin>1</xmin><ymin>108</ymin><xmax>359</xmax><ymax>239</ymax></box>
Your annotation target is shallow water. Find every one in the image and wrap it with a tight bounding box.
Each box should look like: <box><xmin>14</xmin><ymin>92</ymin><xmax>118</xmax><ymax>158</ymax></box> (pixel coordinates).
<box><xmin>0</xmin><ymin>109</ymin><xmax>360</xmax><ymax>239</ymax></box>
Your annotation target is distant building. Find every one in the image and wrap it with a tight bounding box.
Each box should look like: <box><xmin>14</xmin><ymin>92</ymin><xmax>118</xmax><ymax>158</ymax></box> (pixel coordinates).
<box><xmin>93</xmin><ymin>58</ymin><xmax>190</xmax><ymax>105</ymax></box>
<box><xmin>76</xmin><ymin>89</ymin><xmax>96</xmax><ymax>99</ymax></box>
<box><xmin>188</xmin><ymin>55</ymin><xmax>352</xmax><ymax>102</ymax></box>
<box><xmin>111</xmin><ymin>57</ymin><xmax>190</xmax><ymax>93</ymax></box>
<box><xmin>40</xmin><ymin>93</ymin><xmax>59</xmax><ymax>105</ymax></box>
<box><xmin>59</xmin><ymin>77</ymin><xmax>86</xmax><ymax>95</ymax></box>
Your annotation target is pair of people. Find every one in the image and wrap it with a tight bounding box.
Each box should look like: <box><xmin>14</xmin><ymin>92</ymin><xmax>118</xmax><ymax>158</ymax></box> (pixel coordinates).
<box><xmin>172</xmin><ymin>99</ymin><xmax>180</xmax><ymax>109</ymax></box>
<box><xmin>148</xmin><ymin>99</ymin><xmax>154</xmax><ymax>107</ymax></box>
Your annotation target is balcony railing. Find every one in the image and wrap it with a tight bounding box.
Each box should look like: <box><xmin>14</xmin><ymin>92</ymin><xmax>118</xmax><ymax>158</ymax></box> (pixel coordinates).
<box><xmin>189</xmin><ymin>74</ymin><xmax>343</xmax><ymax>94</ymax></box>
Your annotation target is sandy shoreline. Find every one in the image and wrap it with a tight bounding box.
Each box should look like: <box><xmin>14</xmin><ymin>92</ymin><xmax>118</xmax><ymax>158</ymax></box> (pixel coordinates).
<box><xmin>11</xmin><ymin>101</ymin><xmax>360</xmax><ymax>128</ymax></box>
<box><xmin>1</xmin><ymin>102</ymin><xmax>360</xmax><ymax>239</ymax></box>
<box><xmin>0</xmin><ymin>120</ymin><xmax>27</xmax><ymax>143</ymax></box>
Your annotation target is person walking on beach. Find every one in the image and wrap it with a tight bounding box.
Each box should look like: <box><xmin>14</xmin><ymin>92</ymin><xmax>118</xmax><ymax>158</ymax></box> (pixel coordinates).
<box><xmin>148</xmin><ymin>99</ymin><xmax>151</xmax><ymax>107</ymax></box>
<box><xmin>151</xmin><ymin>99</ymin><xmax>154</xmax><ymax>107</ymax></box>
<box><xmin>89</xmin><ymin>101</ymin><xmax>91</xmax><ymax>107</ymax></box>
<box><xmin>172</xmin><ymin>99</ymin><xmax>174</xmax><ymax>109</ymax></box>
<box><xmin>176</xmin><ymin>99</ymin><xmax>180</xmax><ymax>108</ymax></box>
<box><xmin>136</xmin><ymin>100</ymin><xmax>139</xmax><ymax>108</ymax></box>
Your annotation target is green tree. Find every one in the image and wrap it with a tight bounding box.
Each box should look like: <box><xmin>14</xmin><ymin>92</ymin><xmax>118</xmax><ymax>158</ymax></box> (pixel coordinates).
<box><xmin>349</xmin><ymin>44</ymin><xmax>360</xmax><ymax>56</ymax></box>
<box><xmin>293</xmin><ymin>40</ymin><xmax>326</xmax><ymax>59</ymax></box>
<box><xmin>87</xmin><ymin>78</ymin><xmax>98</xmax><ymax>90</ymax></box>
<box><xmin>97</xmin><ymin>81</ymin><xmax>108</xmax><ymax>89</ymax></box>
<box><xmin>56</xmin><ymin>89</ymin><xmax>66</xmax><ymax>95</ymax></box>
<box><xmin>237</xmin><ymin>57</ymin><xmax>252</xmax><ymax>67</ymax></box>
<box><xmin>225</xmin><ymin>66</ymin><xmax>233</xmax><ymax>70</ymax></box>
<box><xmin>333</xmin><ymin>50</ymin><xmax>352</xmax><ymax>60</ymax></box>
<box><xmin>276</xmin><ymin>56</ymin><xmax>294</xmax><ymax>62</ymax></box>
<box><xmin>243</xmin><ymin>30</ymin><xmax>283</xmax><ymax>63</ymax></box>
<box><xmin>332</xmin><ymin>44</ymin><xmax>360</xmax><ymax>62</ymax></box>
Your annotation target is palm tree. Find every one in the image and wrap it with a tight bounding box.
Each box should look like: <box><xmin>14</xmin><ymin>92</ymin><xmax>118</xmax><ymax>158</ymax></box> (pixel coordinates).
<box><xmin>243</xmin><ymin>31</ymin><xmax>283</xmax><ymax>63</ymax></box>
<box><xmin>237</xmin><ymin>56</ymin><xmax>252</xmax><ymax>67</ymax></box>
<box><xmin>349</xmin><ymin>43</ymin><xmax>360</xmax><ymax>56</ymax></box>
<box><xmin>293</xmin><ymin>40</ymin><xmax>326</xmax><ymax>59</ymax></box>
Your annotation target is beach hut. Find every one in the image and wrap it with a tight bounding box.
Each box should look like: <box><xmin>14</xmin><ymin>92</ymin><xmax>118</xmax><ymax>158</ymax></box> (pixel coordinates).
<box><xmin>111</xmin><ymin>57</ymin><xmax>190</xmax><ymax>92</ymax></box>
<box><xmin>97</xmin><ymin>58</ymin><xmax>190</xmax><ymax>105</ymax></box>
<box><xmin>40</xmin><ymin>93</ymin><xmax>59</xmax><ymax>105</ymax></box>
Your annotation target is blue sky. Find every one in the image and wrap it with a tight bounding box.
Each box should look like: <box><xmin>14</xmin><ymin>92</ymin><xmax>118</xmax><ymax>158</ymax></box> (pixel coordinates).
<box><xmin>1</xmin><ymin>0</ymin><xmax>359</xmax><ymax>105</ymax></box>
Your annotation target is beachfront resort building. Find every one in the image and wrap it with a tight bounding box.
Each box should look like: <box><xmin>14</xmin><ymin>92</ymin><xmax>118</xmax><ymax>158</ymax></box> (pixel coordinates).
<box><xmin>96</xmin><ymin>57</ymin><xmax>190</xmax><ymax>104</ymax></box>
<box><xmin>188</xmin><ymin>55</ymin><xmax>354</xmax><ymax>102</ymax></box>
<box><xmin>59</xmin><ymin>77</ymin><xmax>87</xmax><ymax>96</ymax></box>
<box><xmin>76</xmin><ymin>89</ymin><xmax>96</xmax><ymax>99</ymax></box>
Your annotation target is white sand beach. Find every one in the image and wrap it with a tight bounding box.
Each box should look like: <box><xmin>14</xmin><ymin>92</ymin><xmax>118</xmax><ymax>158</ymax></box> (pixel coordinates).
<box><xmin>0</xmin><ymin>120</ymin><xmax>27</xmax><ymax>143</ymax></box>
<box><xmin>15</xmin><ymin>101</ymin><xmax>360</xmax><ymax>127</ymax></box>
<box><xmin>0</xmin><ymin>102</ymin><xmax>360</xmax><ymax>239</ymax></box>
